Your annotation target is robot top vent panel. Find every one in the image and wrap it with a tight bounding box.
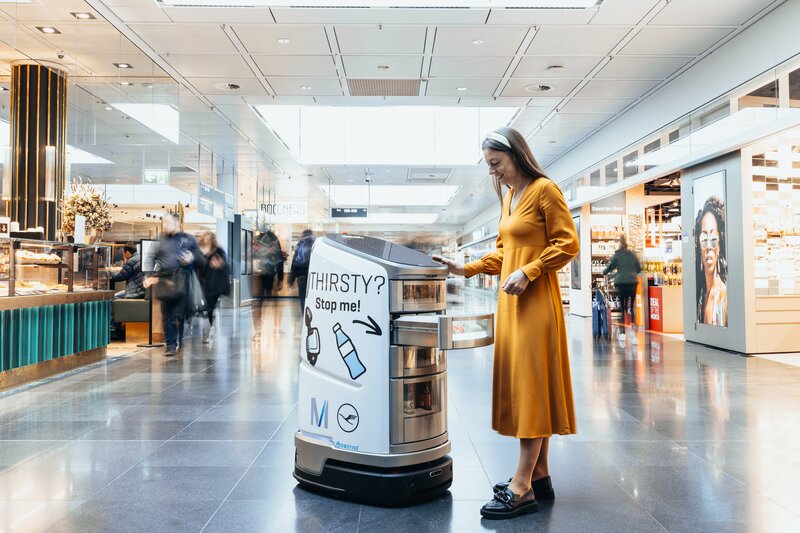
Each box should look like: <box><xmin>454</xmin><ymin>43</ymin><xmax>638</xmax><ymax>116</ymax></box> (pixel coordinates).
<box><xmin>326</xmin><ymin>234</ymin><xmax>441</xmax><ymax>268</ymax></box>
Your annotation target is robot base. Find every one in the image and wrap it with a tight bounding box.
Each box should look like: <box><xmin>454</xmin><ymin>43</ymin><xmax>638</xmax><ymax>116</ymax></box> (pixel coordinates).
<box><xmin>294</xmin><ymin>455</ymin><xmax>453</xmax><ymax>506</ymax></box>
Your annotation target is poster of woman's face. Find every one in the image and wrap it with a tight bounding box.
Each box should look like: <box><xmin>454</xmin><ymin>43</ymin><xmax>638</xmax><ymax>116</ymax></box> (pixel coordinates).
<box><xmin>693</xmin><ymin>171</ymin><xmax>728</xmax><ymax>327</ymax></box>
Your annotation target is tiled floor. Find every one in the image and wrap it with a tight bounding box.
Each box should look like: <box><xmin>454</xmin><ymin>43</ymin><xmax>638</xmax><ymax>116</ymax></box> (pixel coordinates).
<box><xmin>2</xmin><ymin>295</ymin><xmax>800</xmax><ymax>532</ymax></box>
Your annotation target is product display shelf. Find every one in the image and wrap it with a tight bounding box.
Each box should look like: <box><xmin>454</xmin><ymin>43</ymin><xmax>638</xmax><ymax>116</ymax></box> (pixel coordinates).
<box><xmin>751</xmin><ymin>167</ymin><xmax>800</xmax><ymax>296</ymax></box>
<box><xmin>557</xmin><ymin>266</ymin><xmax>570</xmax><ymax>304</ymax></box>
<box><xmin>458</xmin><ymin>238</ymin><xmax>499</xmax><ymax>297</ymax></box>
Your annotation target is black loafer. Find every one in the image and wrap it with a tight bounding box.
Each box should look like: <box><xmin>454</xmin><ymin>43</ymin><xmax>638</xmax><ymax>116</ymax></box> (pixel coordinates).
<box><xmin>493</xmin><ymin>475</ymin><xmax>555</xmax><ymax>501</ymax></box>
<box><xmin>480</xmin><ymin>487</ymin><xmax>537</xmax><ymax>520</ymax></box>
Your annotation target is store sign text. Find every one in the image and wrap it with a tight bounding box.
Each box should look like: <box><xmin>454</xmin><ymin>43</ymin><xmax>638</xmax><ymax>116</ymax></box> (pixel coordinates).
<box><xmin>260</xmin><ymin>201</ymin><xmax>308</xmax><ymax>223</ymax></box>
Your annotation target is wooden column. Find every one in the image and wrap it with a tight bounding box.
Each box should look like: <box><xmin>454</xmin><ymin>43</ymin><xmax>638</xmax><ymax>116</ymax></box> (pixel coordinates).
<box><xmin>10</xmin><ymin>62</ymin><xmax>68</xmax><ymax>240</ymax></box>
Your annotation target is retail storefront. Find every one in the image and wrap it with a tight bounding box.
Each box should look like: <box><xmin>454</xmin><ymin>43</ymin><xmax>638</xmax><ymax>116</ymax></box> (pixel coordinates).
<box><xmin>562</xmin><ymin>59</ymin><xmax>800</xmax><ymax>354</ymax></box>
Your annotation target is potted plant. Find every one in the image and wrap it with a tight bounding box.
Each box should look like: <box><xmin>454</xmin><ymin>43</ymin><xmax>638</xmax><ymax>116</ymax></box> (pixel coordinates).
<box><xmin>60</xmin><ymin>178</ymin><xmax>112</xmax><ymax>243</ymax></box>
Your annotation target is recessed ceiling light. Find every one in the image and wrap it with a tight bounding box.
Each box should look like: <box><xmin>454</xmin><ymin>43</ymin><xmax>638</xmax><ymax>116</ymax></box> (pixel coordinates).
<box><xmin>104</xmin><ymin>106</ymin><xmax>112</xmax><ymax>111</ymax></box>
<box><xmin>472</xmin><ymin>39</ymin><xmax>485</xmax><ymax>45</ymax></box>
<box><xmin>456</xmin><ymin>87</ymin><xmax>467</xmax><ymax>91</ymax></box>
<box><xmin>71</xmin><ymin>12</ymin><xmax>96</xmax><ymax>20</ymax></box>
<box><xmin>0</xmin><ymin>87</ymin><xmax>7</xmax><ymax>92</ymax></box>
<box><xmin>277</xmin><ymin>38</ymin><xmax>291</xmax><ymax>44</ymax></box>
<box><xmin>547</xmin><ymin>65</ymin><xmax>565</xmax><ymax>72</ymax></box>
<box><xmin>145</xmin><ymin>84</ymin><xmax>153</xmax><ymax>89</ymax></box>
<box><xmin>377</xmin><ymin>65</ymin><xmax>390</xmax><ymax>70</ymax></box>
<box><xmin>113</xmin><ymin>63</ymin><xmax>132</xmax><ymax>69</ymax></box>
<box><xmin>548</xmin><ymin>140</ymin><xmax>558</xmax><ymax>144</ymax></box>
<box><xmin>119</xmin><ymin>81</ymin><xmax>133</xmax><ymax>86</ymax></box>
<box><xmin>300</xmin><ymin>86</ymin><xmax>311</xmax><ymax>90</ymax></box>
<box><xmin>36</xmin><ymin>26</ymin><xmax>60</xmax><ymax>34</ymax></box>
<box><xmin>524</xmin><ymin>84</ymin><xmax>553</xmax><ymax>93</ymax></box>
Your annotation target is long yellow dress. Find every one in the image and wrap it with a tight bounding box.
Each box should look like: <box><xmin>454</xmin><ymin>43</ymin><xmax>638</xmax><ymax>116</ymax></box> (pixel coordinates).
<box><xmin>464</xmin><ymin>178</ymin><xmax>579</xmax><ymax>438</ymax></box>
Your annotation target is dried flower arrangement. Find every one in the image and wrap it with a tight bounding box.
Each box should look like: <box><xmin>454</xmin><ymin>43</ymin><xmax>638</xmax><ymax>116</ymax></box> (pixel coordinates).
<box><xmin>60</xmin><ymin>178</ymin><xmax>113</xmax><ymax>235</ymax></box>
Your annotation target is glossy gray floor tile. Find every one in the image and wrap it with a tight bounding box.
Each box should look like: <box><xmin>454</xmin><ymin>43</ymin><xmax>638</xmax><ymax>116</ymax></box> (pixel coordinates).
<box><xmin>0</xmin><ymin>296</ymin><xmax>797</xmax><ymax>532</ymax></box>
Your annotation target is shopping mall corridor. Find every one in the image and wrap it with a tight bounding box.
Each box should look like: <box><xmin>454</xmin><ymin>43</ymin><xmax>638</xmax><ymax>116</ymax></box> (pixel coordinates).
<box><xmin>1</xmin><ymin>294</ymin><xmax>800</xmax><ymax>533</ymax></box>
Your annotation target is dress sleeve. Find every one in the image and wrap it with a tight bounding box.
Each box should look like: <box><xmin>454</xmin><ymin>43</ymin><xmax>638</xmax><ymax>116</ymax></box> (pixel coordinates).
<box><xmin>464</xmin><ymin>232</ymin><xmax>504</xmax><ymax>278</ymax></box>
<box><xmin>520</xmin><ymin>180</ymin><xmax>579</xmax><ymax>282</ymax></box>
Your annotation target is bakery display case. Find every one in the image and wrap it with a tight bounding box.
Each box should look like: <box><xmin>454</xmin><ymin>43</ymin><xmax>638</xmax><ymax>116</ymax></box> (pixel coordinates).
<box><xmin>0</xmin><ymin>238</ymin><xmax>111</xmax><ymax>297</ymax></box>
<box><xmin>0</xmin><ymin>238</ymin><xmax>113</xmax><ymax>390</ymax></box>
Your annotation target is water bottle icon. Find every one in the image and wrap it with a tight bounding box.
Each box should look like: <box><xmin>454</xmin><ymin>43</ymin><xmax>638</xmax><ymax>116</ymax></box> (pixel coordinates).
<box><xmin>333</xmin><ymin>323</ymin><xmax>366</xmax><ymax>380</ymax></box>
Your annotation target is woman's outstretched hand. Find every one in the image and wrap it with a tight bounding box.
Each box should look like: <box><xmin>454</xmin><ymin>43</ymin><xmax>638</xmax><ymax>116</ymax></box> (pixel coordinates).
<box><xmin>432</xmin><ymin>255</ymin><xmax>465</xmax><ymax>277</ymax></box>
<box><xmin>502</xmin><ymin>269</ymin><xmax>530</xmax><ymax>296</ymax></box>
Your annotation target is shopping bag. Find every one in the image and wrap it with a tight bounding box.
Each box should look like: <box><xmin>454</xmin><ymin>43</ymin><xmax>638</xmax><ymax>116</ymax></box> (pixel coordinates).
<box><xmin>157</xmin><ymin>268</ymin><xmax>186</xmax><ymax>302</ymax></box>
<box><xmin>187</xmin><ymin>270</ymin><xmax>207</xmax><ymax>315</ymax></box>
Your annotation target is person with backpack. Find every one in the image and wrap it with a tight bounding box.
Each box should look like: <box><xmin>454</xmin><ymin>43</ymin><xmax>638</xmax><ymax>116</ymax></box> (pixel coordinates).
<box><xmin>603</xmin><ymin>234</ymin><xmax>642</xmax><ymax>339</ymax></box>
<box><xmin>197</xmin><ymin>231</ymin><xmax>231</xmax><ymax>344</ymax></box>
<box><xmin>289</xmin><ymin>229</ymin><xmax>315</xmax><ymax>313</ymax></box>
<box><xmin>251</xmin><ymin>229</ymin><xmax>286</xmax><ymax>341</ymax></box>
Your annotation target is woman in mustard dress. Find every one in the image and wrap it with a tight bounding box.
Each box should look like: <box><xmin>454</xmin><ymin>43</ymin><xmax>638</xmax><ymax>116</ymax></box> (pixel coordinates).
<box><xmin>435</xmin><ymin>127</ymin><xmax>578</xmax><ymax>520</ymax></box>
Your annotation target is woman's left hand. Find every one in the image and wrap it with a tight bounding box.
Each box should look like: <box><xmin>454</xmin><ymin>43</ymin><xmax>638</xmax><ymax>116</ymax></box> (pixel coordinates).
<box><xmin>502</xmin><ymin>269</ymin><xmax>530</xmax><ymax>296</ymax></box>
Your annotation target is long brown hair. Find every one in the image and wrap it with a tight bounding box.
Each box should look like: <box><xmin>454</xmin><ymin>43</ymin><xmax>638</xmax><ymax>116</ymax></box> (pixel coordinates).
<box><xmin>481</xmin><ymin>127</ymin><xmax>548</xmax><ymax>206</ymax></box>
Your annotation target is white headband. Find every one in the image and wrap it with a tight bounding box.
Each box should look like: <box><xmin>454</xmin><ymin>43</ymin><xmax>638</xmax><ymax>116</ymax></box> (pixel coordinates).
<box><xmin>485</xmin><ymin>131</ymin><xmax>511</xmax><ymax>149</ymax></box>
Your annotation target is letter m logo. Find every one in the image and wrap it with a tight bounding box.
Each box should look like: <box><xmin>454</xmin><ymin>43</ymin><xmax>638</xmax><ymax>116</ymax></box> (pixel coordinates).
<box><xmin>311</xmin><ymin>398</ymin><xmax>328</xmax><ymax>429</ymax></box>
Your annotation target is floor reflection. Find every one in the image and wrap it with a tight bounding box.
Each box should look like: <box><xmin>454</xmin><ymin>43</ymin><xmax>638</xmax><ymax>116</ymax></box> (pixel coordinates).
<box><xmin>0</xmin><ymin>295</ymin><xmax>798</xmax><ymax>531</ymax></box>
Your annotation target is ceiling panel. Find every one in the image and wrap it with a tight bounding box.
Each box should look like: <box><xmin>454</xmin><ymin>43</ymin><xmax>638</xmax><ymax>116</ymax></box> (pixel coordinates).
<box><xmin>458</xmin><ymin>97</ymin><xmax>530</xmax><ymax>107</ymax></box>
<box><xmin>577</xmin><ymin>79</ymin><xmax>660</xmax><ymax>98</ymax></box>
<box><xmin>0</xmin><ymin>24</ymin><xmax>52</xmax><ymax>54</ymax></box>
<box><xmin>596</xmin><ymin>55</ymin><xmax>693</xmax><ymax>79</ymax></box>
<box><xmin>334</xmin><ymin>25</ymin><xmax>426</xmax><ymax>55</ymax></box>
<box><xmin>650</xmin><ymin>0</ymin><xmax>776</xmax><ymax>26</ymax></box>
<box><xmin>160</xmin><ymin>7</ymin><xmax>275</xmax><ymax>24</ymax></box>
<box><xmin>515</xmin><ymin>106</ymin><xmax>554</xmax><ymax>123</ymax></box>
<box><xmin>31</xmin><ymin>24</ymin><xmax>140</xmax><ymax>55</ymax></box>
<box><xmin>589</xmin><ymin>0</ymin><xmax>661</xmax><ymax>25</ymax></box>
<box><xmin>429</xmin><ymin>56</ymin><xmax>512</xmax><ymax>79</ymax></box>
<box><xmin>73</xmin><ymin>53</ymin><xmax>161</xmax><ymax>77</ymax></box>
<box><xmin>0</xmin><ymin>5</ymin><xmax>90</xmax><ymax>23</ymax></box>
<box><xmin>247</xmin><ymin>95</ymin><xmax>316</xmax><ymax>105</ymax></box>
<box><xmin>527</xmin><ymin>26</ymin><xmax>631</xmax><ymax>56</ymax></box>
<box><xmin>425</xmin><ymin>78</ymin><xmax>499</xmax><ymax>97</ymax></box>
<box><xmin>314</xmin><ymin>96</ymin><xmax>460</xmax><ymax>106</ymax></box>
<box><xmin>526</xmin><ymin>96</ymin><xmax>564</xmax><ymax>108</ymax></box>
<box><xmin>620</xmin><ymin>27</ymin><xmax>734</xmax><ymax>56</ymax></box>
<box><xmin>186</xmin><ymin>77</ymin><xmax>267</xmax><ymax>96</ymax></box>
<box><xmin>342</xmin><ymin>55</ymin><xmax>422</xmax><ymax>79</ymax></box>
<box><xmin>111</xmin><ymin>6</ymin><xmax>173</xmax><ymax>23</ymax></box>
<box><xmin>275</xmin><ymin>8</ymin><xmax>488</xmax><ymax>25</ymax></box>
<box><xmin>232</xmin><ymin>25</ymin><xmax>330</xmax><ymax>55</ymax></box>
<box><xmin>513</xmin><ymin>55</ymin><xmax>602</xmax><ymax>79</ymax></box>
<box><xmin>165</xmin><ymin>54</ymin><xmax>253</xmax><ymax>78</ymax></box>
<box><xmin>268</xmin><ymin>77</ymin><xmax>343</xmax><ymax>96</ymax></box>
<box><xmin>546</xmin><ymin>112</ymin><xmax>615</xmax><ymax>129</ymax></box>
<box><xmin>486</xmin><ymin>8</ymin><xmax>595</xmax><ymax>25</ymax></box>
<box><xmin>432</xmin><ymin>25</ymin><xmax>528</xmax><ymax>55</ymax></box>
<box><xmin>254</xmin><ymin>55</ymin><xmax>337</xmax><ymax>78</ymax></box>
<box><xmin>129</xmin><ymin>24</ymin><xmax>237</xmax><ymax>54</ymax></box>
<box><xmin>560</xmin><ymin>97</ymin><xmax>636</xmax><ymax>114</ymax></box>
<box><xmin>501</xmin><ymin>78</ymin><xmax>581</xmax><ymax>98</ymax></box>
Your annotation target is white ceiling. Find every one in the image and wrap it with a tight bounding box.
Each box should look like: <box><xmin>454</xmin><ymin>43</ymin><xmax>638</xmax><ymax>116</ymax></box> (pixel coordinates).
<box><xmin>0</xmin><ymin>0</ymin><xmax>785</xmax><ymax>235</ymax></box>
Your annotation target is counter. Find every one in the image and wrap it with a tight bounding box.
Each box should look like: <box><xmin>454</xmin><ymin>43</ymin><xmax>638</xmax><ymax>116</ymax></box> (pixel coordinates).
<box><xmin>0</xmin><ymin>290</ymin><xmax>113</xmax><ymax>390</ymax></box>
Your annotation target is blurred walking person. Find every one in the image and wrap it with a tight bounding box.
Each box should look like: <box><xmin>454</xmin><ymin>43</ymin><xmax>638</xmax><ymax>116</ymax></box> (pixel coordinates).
<box><xmin>251</xmin><ymin>229</ymin><xmax>286</xmax><ymax>341</ymax></box>
<box><xmin>289</xmin><ymin>229</ymin><xmax>315</xmax><ymax>314</ymax></box>
<box><xmin>603</xmin><ymin>234</ymin><xmax>642</xmax><ymax>338</ymax></box>
<box><xmin>197</xmin><ymin>231</ymin><xmax>231</xmax><ymax>343</ymax></box>
<box><xmin>144</xmin><ymin>214</ymin><xmax>200</xmax><ymax>356</ymax></box>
